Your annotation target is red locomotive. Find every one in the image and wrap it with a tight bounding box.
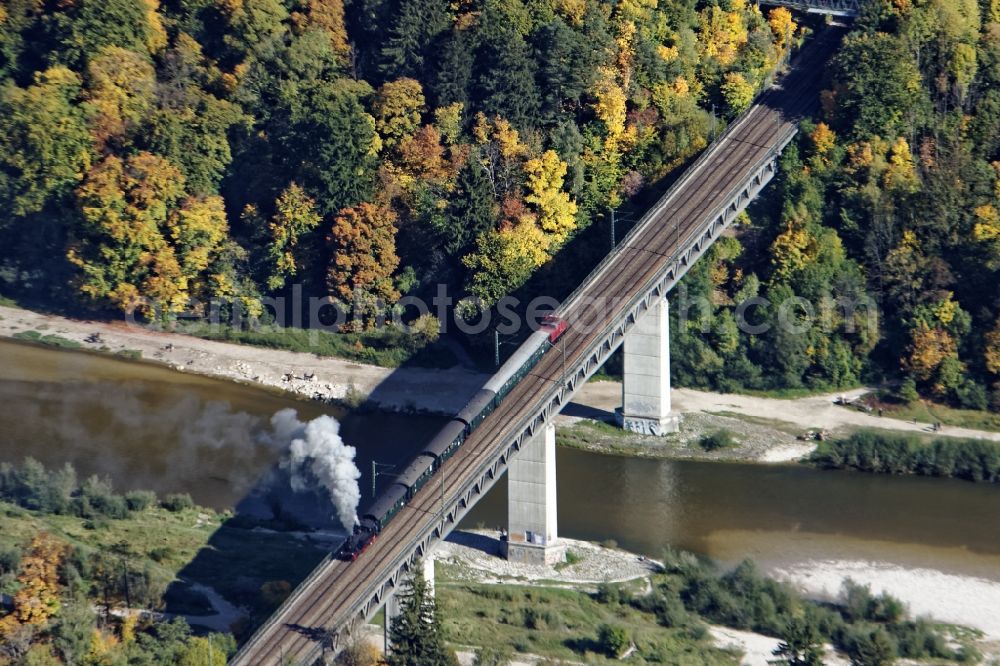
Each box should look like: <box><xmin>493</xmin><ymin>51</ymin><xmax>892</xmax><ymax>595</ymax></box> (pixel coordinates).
<box><xmin>540</xmin><ymin>314</ymin><xmax>568</xmax><ymax>343</ymax></box>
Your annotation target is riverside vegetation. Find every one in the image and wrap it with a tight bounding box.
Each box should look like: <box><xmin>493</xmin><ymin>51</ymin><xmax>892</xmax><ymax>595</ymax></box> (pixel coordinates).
<box><xmin>3</xmin><ymin>457</ymin><xmax>982</xmax><ymax>665</ymax></box>
<box><xmin>429</xmin><ymin>550</ymin><xmax>977</xmax><ymax>665</ymax></box>
<box><xmin>809</xmin><ymin>429</ymin><xmax>1000</xmax><ymax>482</ymax></box>
<box><xmin>0</xmin><ymin>458</ymin><xmax>329</xmax><ymax>664</ymax></box>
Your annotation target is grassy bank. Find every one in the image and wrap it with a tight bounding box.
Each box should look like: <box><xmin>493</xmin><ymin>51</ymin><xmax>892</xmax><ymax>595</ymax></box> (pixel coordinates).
<box><xmin>437</xmin><ymin>567</ymin><xmax>736</xmax><ymax>664</ymax></box>
<box><xmin>435</xmin><ymin>550</ymin><xmax>977</xmax><ymax>664</ymax></box>
<box><xmin>809</xmin><ymin>430</ymin><xmax>1000</xmax><ymax>482</ymax></box>
<box><xmin>177</xmin><ymin>320</ymin><xmax>458</xmax><ymax>369</ymax></box>
<box><xmin>876</xmin><ymin>399</ymin><xmax>1000</xmax><ymax>433</ymax></box>
<box><xmin>0</xmin><ymin>459</ymin><xmax>327</xmax><ymax>635</ymax></box>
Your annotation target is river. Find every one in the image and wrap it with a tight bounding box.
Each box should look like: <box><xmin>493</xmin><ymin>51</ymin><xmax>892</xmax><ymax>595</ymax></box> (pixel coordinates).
<box><xmin>462</xmin><ymin>446</ymin><xmax>1000</xmax><ymax>582</ymax></box>
<box><xmin>0</xmin><ymin>339</ymin><xmax>444</xmax><ymax>515</ymax></box>
<box><xmin>4</xmin><ymin>338</ymin><xmax>1000</xmax><ymax>619</ymax></box>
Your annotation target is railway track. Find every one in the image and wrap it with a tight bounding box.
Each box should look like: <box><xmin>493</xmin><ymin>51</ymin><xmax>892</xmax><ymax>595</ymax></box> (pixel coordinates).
<box><xmin>231</xmin><ymin>26</ymin><xmax>843</xmax><ymax>666</ymax></box>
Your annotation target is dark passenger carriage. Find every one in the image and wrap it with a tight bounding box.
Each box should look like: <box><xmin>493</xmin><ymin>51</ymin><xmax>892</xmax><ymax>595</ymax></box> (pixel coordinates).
<box><xmin>337</xmin><ymin>316</ymin><xmax>570</xmax><ymax>561</ymax></box>
<box><xmin>396</xmin><ymin>453</ymin><xmax>436</xmax><ymax>499</ymax></box>
<box><xmin>422</xmin><ymin>419</ymin><xmax>467</xmax><ymax>465</ymax></box>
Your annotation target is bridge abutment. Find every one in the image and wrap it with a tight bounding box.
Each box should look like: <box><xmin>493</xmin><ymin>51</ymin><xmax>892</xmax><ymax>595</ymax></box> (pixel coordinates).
<box><xmin>504</xmin><ymin>423</ymin><xmax>564</xmax><ymax>565</ymax></box>
<box><xmin>616</xmin><ymin>297</ymin><xmax>681</xmax><ymax>436</ymax></box>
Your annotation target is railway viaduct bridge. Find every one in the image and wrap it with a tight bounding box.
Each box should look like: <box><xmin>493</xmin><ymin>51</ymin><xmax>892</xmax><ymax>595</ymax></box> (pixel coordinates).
<box><xmin>231</xmin><ymin>16</ymin><xmax>853</xmax><ymax>666</ymax></box>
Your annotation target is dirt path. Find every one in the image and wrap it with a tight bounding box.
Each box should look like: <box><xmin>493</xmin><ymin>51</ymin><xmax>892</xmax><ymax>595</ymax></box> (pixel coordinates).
<box><xmin>567</xmin><ymin>381</ymin><xmax>1000</xmax><ymax>443</ymax></box>
<box><xmin>0</xmin><ymin>305</ymin><xmax>489</xmax><ymax>414</ymax></box>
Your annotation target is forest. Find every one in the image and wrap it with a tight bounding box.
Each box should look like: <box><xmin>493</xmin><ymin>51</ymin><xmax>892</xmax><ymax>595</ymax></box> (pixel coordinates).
<box><xmin>671</xmin><ymin>0</ymin><xmax>1000</xmax><ymax>410</ymax></box>
<box><xmin>0</xmin><ymin>0</ymin><xmax>997</xmax><ymax>410</ymax></box>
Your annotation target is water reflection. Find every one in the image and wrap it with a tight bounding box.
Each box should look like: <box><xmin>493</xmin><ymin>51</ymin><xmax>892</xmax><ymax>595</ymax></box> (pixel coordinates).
<box><xmin>0</xmin><ymin>339</ymin><xmax>443</xmax><ymax>516</ymax></box>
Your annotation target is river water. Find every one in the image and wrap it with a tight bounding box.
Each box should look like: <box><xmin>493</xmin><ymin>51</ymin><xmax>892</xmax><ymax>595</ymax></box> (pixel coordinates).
<box><xmin>4</xmin><ymin>338</ymin><xmax>1000</xmax><ymax>586</ymax></box>
<box><xmin>462</xmin><ymin>447</ymin><xmax>1000</xmax><ymax>583</ymax></box>
<box><xmin>0</xmin><ymin>339</ymin><xmax>443</xmax><ymax>516</ymax></box>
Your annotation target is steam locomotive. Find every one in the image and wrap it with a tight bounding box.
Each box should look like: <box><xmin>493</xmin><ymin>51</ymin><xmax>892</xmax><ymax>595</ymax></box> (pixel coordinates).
<box><xmin>337</xmin><ymin>315</ymin><xmax>568</xmax><ymax>561</ymax></box>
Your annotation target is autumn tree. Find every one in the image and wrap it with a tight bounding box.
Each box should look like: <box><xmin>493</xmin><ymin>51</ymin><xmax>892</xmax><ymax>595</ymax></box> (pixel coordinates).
<box><xmin>721</xmin><ymin>71</ymin><xmax>754</xmax><ymax>116</ymax></box>
<box><xmin>261</xmin><ymin>183</ymin><xmax>322</xmax><ymax>290</ymax></box>
<box><xmin>85</xmin><ymin>46</ymin><xmax>157</xmax><ymax>150</ymax></box>
<box><xmin>374</xmin><ymin>78</ymin><xmax>426</xmax><ymax>151</ymax></box>
<box><xmin>291</xmin><ymin>0</ymin><xmax>350</xmax><ymax>60</ymax></box>
<box><xmin>463</xmin><ymin>215</ymin><xmax>549</xmax><ymax>306</ymax></box>
<box><xmin>328</xmin><ymin>201</ymin><xmax>400</xmax><ymax>322</ymax></box>
<box><xmin>69</xmin><ymin>152</ymin><xmax>230</xmax><ymax>314</ymax></box>
<box><xmin>523</xmin><ymin>150</ymin><xmax>578</xmax><ymax>245</ymax></box>
<box><xmin>0</xmin><ymin>534</ymin><xmax>68</xmax><ymax>639</ymax></box>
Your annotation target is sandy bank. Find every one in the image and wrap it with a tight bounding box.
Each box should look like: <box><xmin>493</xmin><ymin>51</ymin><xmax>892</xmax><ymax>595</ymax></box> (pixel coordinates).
<box><xmin>777</xmin><ymin>559</ymin><xmax>1000</xmax><ymax>641</ymax></box>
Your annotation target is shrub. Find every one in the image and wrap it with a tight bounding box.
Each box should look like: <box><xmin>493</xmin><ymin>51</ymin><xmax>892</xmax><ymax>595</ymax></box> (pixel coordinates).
<box><xmin>896</xmin><ymin>378</ymin><xmax>919</xmax><ymax>403</ymax></box>
<box><xmin>337</xmin><ymin>636</ymin><xmax>383</xmax><ymax>666</ymax></box>
<box><xmin>699</xmin><ymin>429</ymin><xmax>736</xmax><ymax>451</ymax></box>
<box><xmin>148</xmin><ymin>547</ymin><xmax>174</xmax><ymax>563</ymax></box>
<box><xmin>842</xmin><ymin>624</ymin><xmax>897</xmax><ymax>666</ymax></box>
<box><xmin>473</xmin><ymin>646</ymin><xmax>511</xmax><ymax>666</ymax></box>
<box><xmin>161</xmin><ymin>493</ymin><xmax>195</xmax><ymax>512</ymax></box>
<box><xmin>597</xmin><ymin>624</ymin><xmax>629</xmax><ymax>658</ymax></box>
<box><xmin>635</xmin><ymin>590</ymin><xmax>688</xmax><ymax>627</ymax></box>
<box><xmin>810</xmin><ymin>430</ymin><xmax>1000</xmax><ymax>483</ymax></box>
<box><xmin>124</xmin><ymin>490</ymin><xmax>157</xmax><ymax>512</ymax></box>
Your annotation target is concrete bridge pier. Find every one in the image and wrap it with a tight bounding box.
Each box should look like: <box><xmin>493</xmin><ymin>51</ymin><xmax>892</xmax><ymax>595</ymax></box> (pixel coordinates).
<box><xmin>616</xmin><ymin>297</ymin><xmax>681</xmax><ymax>435</ymax></box>
<box><xmin>503</xmin><ymin>423</ymin><xmax>564</xmax><ymax>565</ymax></box>
<box><xmin>383</xmin><ymin>554</ymin><xmax>435</xmax><ymax>652</ymax></box>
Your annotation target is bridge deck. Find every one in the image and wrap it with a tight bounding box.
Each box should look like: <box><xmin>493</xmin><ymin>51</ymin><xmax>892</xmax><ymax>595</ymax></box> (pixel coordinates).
<box><xmin>231</xmin><ymin>27</ymin><xmax>843</xmax><ymax>666</ymax></box>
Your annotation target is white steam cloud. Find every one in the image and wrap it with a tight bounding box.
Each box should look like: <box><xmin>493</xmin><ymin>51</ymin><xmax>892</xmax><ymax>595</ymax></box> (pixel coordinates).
<box><xmin>267</xmin><ymin>408</ymin><xmax>361</xmax><ymax>530</ymax></box>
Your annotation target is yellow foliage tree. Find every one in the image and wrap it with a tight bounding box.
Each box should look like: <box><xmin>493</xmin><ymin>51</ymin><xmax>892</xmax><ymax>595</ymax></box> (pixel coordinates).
<box><xmin>291</xmin><ymin>0</ymin><xmax>350</xmax><ymax>58</ymax></box>
<box><xmin>86</xmin><ymin>47</ymin><xmax>156</xmax><ymax>148</ymax></box>
<box><xmin>471</xmin><ymin>113</ymin><xmax>528</xmax><ymax>198</ymax></box>
<box><xmin>810</xmin><ymin>122</ymin><xmax>837</xmax><ymax>158</ymax></box>
<box><xmin>523</xmin><ymin>150</ymin><xmax>578</xmax><ymax>246</ymax></box>
<box><xmin>462</xmin><ymin>215</ymin><xmax>549</xmax><ymax>306</ymax></box>
<box><xmin>0</xmin><ymin>535</ymin><xmax>68</xmax><ymax>633</ymax></box>
<box><xmin>143</xmin><ymin>0</ymin><xmax>169</xmax><ymax>54</ymax></box>
<box><xmin>906</xmin><ymin>325</ymin><xmax>957</xmax><ymax>382</ymax></box>
<box><xmin>699</xmin><ymin>2</ymin><xmax>749</xmax><ymax>67</ymax></box>
<box><xmin>373</xmin><ymin>78</ymin><xmax>426</xmax><ymax>150</ymax></box>
<box><xmin>884</xmin><ymin>136</ymin><xmax>919</xmax><ymax>191</ymax></box>
<box><xmin>767</xmin><ymin>7</ymin><xmax>796</xmax><ymax>50</ymax></box>
<box><xmin>770</xmin><ymin>206</ymin><xmax>817</xmax><ymax>281</ymax></box>
<box><xmin>973</xmin><ymin>204</ymin><xmax>1000</xmax><ymax>267</ymax></box>
<box><xmin>592</xmin><ymin>67</ymin><xmax>627</xmax><ymax>148</ymax></box>
<box><xmin>721</xmin><ymin>71</ymin><xmax>755</xmax><ymax>115</ymax></box>
<box><xmin>433</xmin><ymin>102</ymin><xmax>464</xmax><ymax>145</ymax></box>
<box><xmin>554</xmin><ymin>0</ymin><xmax>587</xmax><ymax>26</ymax></box>
<box><xmin>70</xmin><ymin>152</ymin><xmax>230</xmax><ymax>314</ymax></box>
